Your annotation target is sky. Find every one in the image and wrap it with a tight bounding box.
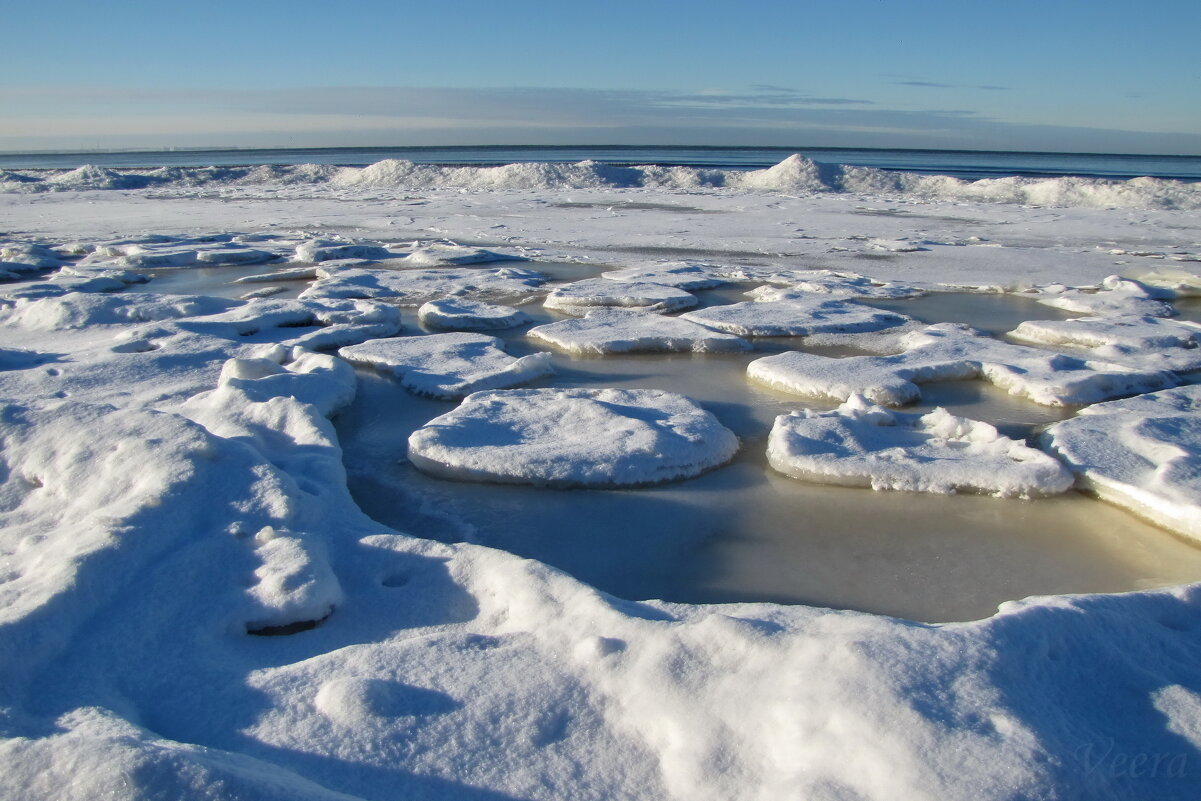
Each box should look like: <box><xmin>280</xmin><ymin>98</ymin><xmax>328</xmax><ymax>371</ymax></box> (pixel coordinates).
<box><xmin>2</xmin><ymin>0</ymin><xmax>1199</xmax><ymax>154</ymax></box>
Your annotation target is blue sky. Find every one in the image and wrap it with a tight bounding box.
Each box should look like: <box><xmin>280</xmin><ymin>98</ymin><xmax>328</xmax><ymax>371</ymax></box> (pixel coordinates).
<box><xmin>3</xmin><ymin>0</ymin><xmax>1199</xmax><ymax>153</ymax></box>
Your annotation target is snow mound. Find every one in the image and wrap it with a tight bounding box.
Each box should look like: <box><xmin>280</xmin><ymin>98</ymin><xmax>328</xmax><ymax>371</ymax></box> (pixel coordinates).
<box><xmin>338</xmin><ymin>332</ymin><xmax>553</xmax><ymax>399</ymax></box>
<box><xmin>748</xmin><ymin>324</ymin><xmax>1177</xmax><ymax>406</ymax></box>
<box><xmin>1009</xmin><ymin>315</ymin><xmax>1201</xmax><ymax>372</ymax></box>
<box><xmin>528</xmin><ymin>308</ymin><xmax>750</xmax><ymax>355</ymax></box>
<box><xmin>0</xmin><ymin>242</ymin><xmax>64</xmax><ymax>272</ymax></box>
<box><xmin>417</xmin><ymin>298</ymin><xmax>530</xmax><ymax>330</ymax></box>
<box><xmin>600</xmin><ymin>261</ymin><xmax>734</xmax><ymax>290</ymax></box>
<box><xmin>768</xmin><ymin>396</ymin><xmax>1074</xmax><ymax>497</ymax></box>
<box><xmin>301</xmin><ymin>265</ymin><xmax>547</xmax><ymax>304</ymax></box>
<box><xmin>544</xmin><ymin>278</ymin><xmax>697</xmax><ymax>313</ymax></box>
<box><xmin>1037</xmin><ymin>275</ymin><xmax>1176</xmax><ymax>317</ymax></box>
<box><xmin>407</xmin><ymin>387</ymin><xmax>739</xmax><ymax>487</ymax></box>
<box><xmin>681</xmin><ymin>297</ymin><xmax>909</xmax><ymax>337</ymax></box>
<box><xmin>400</xmin><ymin>241</ymin><xmax>525</xmax><ymax>267</ymax></box>
<box><xmin>1041</xmin><ymin>385</ymin><xmax>1201</xmax><ymax>541</ymax></box>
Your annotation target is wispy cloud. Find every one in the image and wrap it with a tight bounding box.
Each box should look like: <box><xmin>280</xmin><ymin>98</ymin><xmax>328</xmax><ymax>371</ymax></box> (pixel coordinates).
<box><xmin>894</xmin><ymin>80</ymin><xmax>1012</xmax><ymax>91</ymax></box>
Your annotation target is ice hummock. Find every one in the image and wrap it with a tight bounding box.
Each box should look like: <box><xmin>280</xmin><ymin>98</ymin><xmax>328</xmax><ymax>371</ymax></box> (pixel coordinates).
<box><xmin>1041</xmin><ymin>385</ymin><xmax>1201</xmax><ymax>541</ymax></box>
<box><xmin>748</xmin><ymin>324</ymin><xmax>1178</xmax><ymax>406</ymax></box>
<box><xmin>407</xmin><ymin>387</ymin><xmax>739</xmax><ymax>487</ymax></box>
<box><xmin>768</xmin><ymin>396</ymin><xmax>1074</xmax><ymax>497</ymax></box>
<box><xmin>338</xmin><ymin>332</ymin><xmax>553</xmax><ymax>399</ymax></box>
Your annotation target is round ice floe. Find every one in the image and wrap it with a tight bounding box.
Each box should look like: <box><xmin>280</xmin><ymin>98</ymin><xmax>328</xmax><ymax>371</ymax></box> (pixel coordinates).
<box><xmin>1041</xmin><ymin>385</ymin><xmax>1201</xmax><ymax>541</ymax></box>
<box><xmin>407</xmin><ymin>388</ymin><xmax>739</xmax><ymax>487</ymax></box>
<box><xmin>543</xmin><ymin>278</ymin><xmax>697</xmax><ymax>313</ymax></box>
<box><xmin>767</xmin><ymin>396</ymin><xmax>1074</xmax><ymax>498</ymax></box>
<box><xmin>417</xmin><ymin>298</ymin><xmax>530</xmax><ymax>330</ymax></box>
<box><xmin>681</xmin><ymin>298</ymin><xmax>908</xmax><ymax>337</ymax></box>
<box><xmin>599</xmin><ymin>261</ymin><xmax>732</xmax><ymax>290</ymax></box>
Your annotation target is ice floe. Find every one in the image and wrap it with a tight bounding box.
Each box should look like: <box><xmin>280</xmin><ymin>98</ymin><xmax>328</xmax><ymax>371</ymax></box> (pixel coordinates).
<box><xmin>1042</xmin><ymin>385</ymin><xmax>1201</xmax><ymax>541</ymax></box>
<box><xmin>768</xmin><ymin>396</ymin><xmax>1074</xmax><ymax>497</ymax></box>
<box><xmin>417</xmin><ymin>297</ymin><xmax>530</xmax><ymax>330</ymax></box>
<box><xmin>544</xmin><ymin>277</ymin><xmax>697</xmax><ymax>313</ymax></box>
<box><xmin>600</xmin><ymin>261</ymin><xmax>734</xmax><ymax>289</ymax></box>
<box><xmin>407</xmin><ymin>387</ymin><xmax>739</xmax><ymax>487</ymax></box>
<box><xmin>528</xmin><ymin>308</ymin><xmax>750</xmax><ymax>354</ymax></box>
<box><xmin>1009</xmin><ymin>315</ymin><xmax>1201</xmax><ymax>372</ymax></box>
<box><xmin>338</xmin><ymin>332</ymin><xmax>553</xmax><ymax>399</ymax></box>
<box><xmin>748</xmin><ymin>324</ymin><xmax>1177</xmax><ymax>406</ymax></box>
<box><xmin>300</xmin><ymin>264</ymin><xmax>547</xmax><ymax>304</ymax></box>
<box><xmin>681</xmin><ymin>296</ymin><xmax>909</xmax><ymax>337</ymax></box>
<box><xmin>1036</xmin><ymin>275</ymin><xmax>1176</xmax><ymax>317</ymax></box>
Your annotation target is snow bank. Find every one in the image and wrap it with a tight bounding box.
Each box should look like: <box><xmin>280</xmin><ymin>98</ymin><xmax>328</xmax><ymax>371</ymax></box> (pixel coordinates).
<box><xmin>768</xmin><ymin>396</ymin><xmax>1073</xmax><ymax>497</ymax></box>
<box><xmin>407</xmin><ymin>387</ymin><xmax>739</xmax><ymax>487</ymax></box>
<box><xmin>544</xmin><ymin>278</ymin><xmax>698</xmax><ymax>313</ymax></box>
<box><xmin>748</xmin><ymin>324</ymin><xmax>1177</xmax><ymax>406</ymax></box>
<box><xmin>417</xmin><ymin>297</ymin><xmax>530</xmax><ymax>330</ymax></box>
<box><xmin>7</xmin><ymin>156</ymin><xmax>1200</xmax><ymax>210</ymax></box>
<box><xmin>681</xmin><ymin>297</ymin><xmax>909</xmax><ymax>337</ymax></box>
<box><xmin>1041</xmin><ymin>385</ymin><xmax>1201</xmax><ymax>541</ymax></box>
<box><xmin>528</xmin><ymin>308</ymin><xmax>750</xmax><ymax>355</ymax></box>
<box><xmin>338</xmin><ymin>332</ymin><xmax>553</xmax><ymax>399</ymax></box>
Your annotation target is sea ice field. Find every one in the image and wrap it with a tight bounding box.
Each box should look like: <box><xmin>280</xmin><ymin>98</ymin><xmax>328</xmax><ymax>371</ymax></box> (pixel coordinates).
<box><xmin>2</xmin><ymin>155</ymin><xmax>1201</xmax><ymax>800</ymax></box>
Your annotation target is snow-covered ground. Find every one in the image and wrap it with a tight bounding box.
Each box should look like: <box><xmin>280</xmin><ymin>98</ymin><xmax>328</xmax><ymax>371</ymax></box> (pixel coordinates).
<box><xmin>2</xmin><ymin>158</ymin><xmax>1201</xmax><ymax>800</ymax></box>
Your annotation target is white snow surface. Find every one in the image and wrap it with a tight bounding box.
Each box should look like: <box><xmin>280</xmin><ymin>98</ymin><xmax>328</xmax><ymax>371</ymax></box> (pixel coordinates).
<box><xmin>768</xmin><ymin>396</ymin><xmax>1074</xmax><ymax>497</ymax></box>
<box><xmin>407</xmin><ymin>388</ymin><xmax>739</xmax><ymax>487</ymax></box>
<box><xmin>528</xmin><ymin>308</ymin><xmax>751</xmax><ymax>354</ymax></box>
<box><xmin>749</xmin><ymin>324</ymin><xmax>1178</xmax><ymax>406</ymax></box>
<box><xmin>1036</xmin><ymin>275</ymin><xmax>1176</xmax><ymax>317</ymax></box>
<box><xmin>300</xmin><ymin>264</ymin><xmax>546</xmax><ymax>304</ymax></box>
<box><xmin>338</xmin><ymin>332</ymin><xmax>553</xmax><ymax>399</ymax></box>
<box><xmin>0</xmin><ymin>174</ymin><xmax>1200</xmax><ymax>801</ymax></box>
<box><xmin>1009</xmin><ymin>315</ymin><xmax>1201</xmax><ymax>372</ymax></box>
<box><xmin>1041</xmin><ymin>385</ymin><xmax>1201</xmax><ymax>542</ymax></box>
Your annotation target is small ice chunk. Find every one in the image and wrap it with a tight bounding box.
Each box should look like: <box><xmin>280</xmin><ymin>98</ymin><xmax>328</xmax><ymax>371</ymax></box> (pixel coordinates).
<box><xmin>300</xmin><ymin>265</ymin><xmax>546</xmax><ymax>304</ymax></box>
<box><xmin>338</xmin><ymin>332</ymin><xmax>553</xmax><ymax>399</ymax></box>
<box><xmin>1037</xmin><ymin>275</ymin><xmax>1175</xmax><ymax>317</ymax></box>
<box><xmin>600</xmin><ymin>261</ymin><xmax>733</xmax><ymax>289</ymax></box>
<box><xmin>234</xmin><ymin>266</ymin><xmax>320</xmax><ymax>284</ymax></box>
<box><xmin>528</xmin><ymin>308</ymin><xmax>750</xmax><ymax>355</ymax></box>
<box><xmin>1042</xmin><ymin>385</ymin><xmax>1201</xmax><ymax>541</ymax></box>
<box><xmin>417</xmin><ymin>298</ymin><xmax>530</xmax><ymax>330</ymax></box>
<box><xmin>544</xmin><ymin>278</ymin><xmax>697</xmax><ymax>313</ymax></box>
<box><xmin>407</xmin><ymin>387</ymin><xmax>739</xmax><ymax>487</ymax></box>
<box><xmin>768</xmin><ymin>396</ymin><xmax>1073</xmax><ymax>497</ymax></box>
<box><xmin>0</xmin><ymin>242</ymin><xmax>63</xmax><ymax>271</ymax></box>
<box><xmin>681</xmin><ymin>297</ymin><xmax>908</xmax><ymax>337</ymax></box>
<box><xmin>867</xmin><ymin>238</ymin><xmax>924</xmax><ymax>252</ymax></box>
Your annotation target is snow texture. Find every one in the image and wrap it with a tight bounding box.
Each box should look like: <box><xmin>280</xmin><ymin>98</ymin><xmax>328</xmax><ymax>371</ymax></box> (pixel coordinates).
<box><xmin>748</xmin><ymin>324</ymin><xmax>1178</xmax><ymax>406</ymax></box>
<box><xmin>528</xmin><ymin>308</ymin><xmax>751</xmax><ymax>354</ymax></box>
<box><xmin>1041</xmin><ymin>385</ymin><xmax>1201</xmax><ymax>541</ymax></box>
<box><xmin>1036</xmin><ymin>275</ymin><xmax>1176</xmax><ymax>317</ymax></box>
<box><xmin>1009</xmin><ymin>315</ymin><xmax>1201</xmax><ymax>372</ymax></box>
<box><xmin>300</xmin><ymin>264</ymin><xmax>547</xmax><ymax>304</ymax></box>
<box><xmin>338</xmin><ymin>332</ymin><xmax>554</xmax><ymax>399</ymax></box>
<box><xmin>768</xmin><ymin>396</ymin><xmax>1074</xmax><ymax>497</ymax></box>
<box><xmin>407</xmin><ymin>387</ymin><xmax>739</xmax><ymax>487</ymax></box>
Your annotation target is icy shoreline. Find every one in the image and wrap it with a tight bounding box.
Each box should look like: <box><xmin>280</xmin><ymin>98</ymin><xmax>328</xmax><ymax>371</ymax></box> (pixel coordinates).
<box><xmin>2</xmin><ymin>179</ymin><xmax>1201</xmax><ymax>800</ymax></box>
